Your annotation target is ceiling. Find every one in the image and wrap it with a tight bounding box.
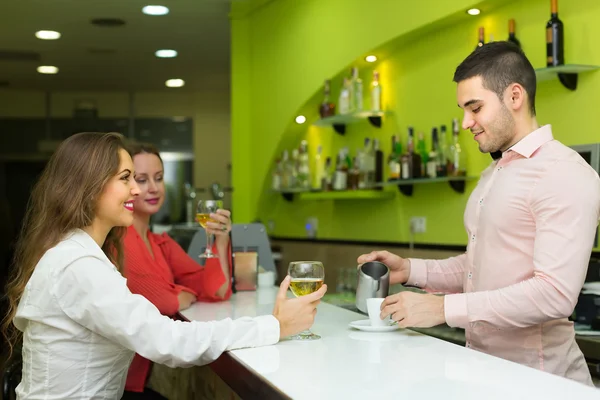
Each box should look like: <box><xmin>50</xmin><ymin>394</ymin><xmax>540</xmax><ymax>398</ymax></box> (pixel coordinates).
<box><xmin>0</xmin><ymin>0</ymin><xmax>250</xmax><ymax>92</ymax></box>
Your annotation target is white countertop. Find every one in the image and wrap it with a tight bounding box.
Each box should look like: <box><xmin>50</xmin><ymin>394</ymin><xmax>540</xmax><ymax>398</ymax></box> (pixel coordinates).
<box><xmin>180</xmin><ymin>287</ymin><xmax>600</xmax><ymax>400</ymax></box>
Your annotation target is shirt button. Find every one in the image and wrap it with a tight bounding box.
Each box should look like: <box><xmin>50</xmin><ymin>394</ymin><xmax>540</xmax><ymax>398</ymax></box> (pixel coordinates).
<box><xmin>479</xmin><ymin>198</ymin><xmax>483</xmax><ymax>206</ymax></box>
<box><xmin>471</xmin><ymin>235</ymin><xmax>476</xmax><ymax>241</ymax></box>
<box><xmin>468</xmin><ymin>272</ymin><xmax>473</xmax><ymax>279</ymax></box>
<box><xmin>466</xmin><ymin>342</ymin><xmax>472</xmax><ymax>348</ymax></box>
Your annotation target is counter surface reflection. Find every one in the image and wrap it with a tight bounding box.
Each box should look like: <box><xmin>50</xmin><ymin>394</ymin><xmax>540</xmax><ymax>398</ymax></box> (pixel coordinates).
<box><xmin>180</xmin><ymin>287</ymin><xmax>599</xmax><ymax>400</ymax></box>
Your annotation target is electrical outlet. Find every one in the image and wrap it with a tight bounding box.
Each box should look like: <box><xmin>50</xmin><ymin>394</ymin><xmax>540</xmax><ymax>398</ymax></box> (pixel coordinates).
<box><xmin>306</xmin><ymin>217</ymin><xmax>318</xmax><ymax>238</ymax></box>
<box><xmin>410</xmin><ymin>217</ymin><xmax>426</xmax><ymax>234</ymax></box>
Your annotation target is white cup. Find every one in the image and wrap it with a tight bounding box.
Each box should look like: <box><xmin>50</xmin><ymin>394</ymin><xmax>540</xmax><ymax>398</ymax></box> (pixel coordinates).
<box><xmin>366</xmin><ymin>298</ymin><xmax>390</xmax><ymax>327</ymax></box>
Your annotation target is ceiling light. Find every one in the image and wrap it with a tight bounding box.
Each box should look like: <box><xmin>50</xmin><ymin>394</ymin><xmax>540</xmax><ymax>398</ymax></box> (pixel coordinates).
<box><xmin>142</xmin><ymin>5</ymin><xmax>169</xmax><ymax>16</ymax></box>
<box><xmin>37</xmin><ymin>66</ymin><xmax>58</xmax><ymax>74</ymax></box>
<box><xmin>35</xmin><ymin>30</ymin><xmax>61</xmax><ymax>40</ymax></box>
<box><xmin>295</xmin><ymin>115</ymin><xmax>306</xmax><ymax>124</ymax></box>
<box><xmin>165</xmin><ymin>79</ymin><xmax>184</xmax><ymax>88</ymax></box>
<box><xmin>155</xmin><ymin>49</ymin><xmax>178</xmax><ymax>58</ymax></box>
<box><xmin>365</xmin><ymin>55</ymin><xmax>377</xmax><ymax>63</ymax></box>
<box><xmin>467</xmin><ymin>8</ymin><xmax>481</xmax><ymax>16</ymax></box>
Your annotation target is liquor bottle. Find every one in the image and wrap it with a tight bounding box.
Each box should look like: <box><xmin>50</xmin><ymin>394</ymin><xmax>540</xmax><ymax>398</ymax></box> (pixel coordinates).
<box><xmin>373</xmin><ymin>139</ymin><xmax>383</xmax><ymax>188</ymax></box>
<box><xmin>322</xmin><ymin>157</ymin><xmax>332</xmax><ymax>191</ymax></box>
<box><xmin>333</xmin><ymin>150</ymin><xmax>348</xmax><ymax>191</ymax></box>
<box><xmin>281</xmin><ymin>150</ymin><xmax>294</xmax><ymax>189</ymax></box>
<box><xmin>350</xmin><ymin>67</ymin><xmax>363</xmax><ymax>112</ymax></box>
<box><xmin>357</xmin><ymin>138</ymin><xmax>370</xmax><ymax>189</ymax></box>
<box><xmin>338</xmin><ymin>78</ymin><xmax>351</xmax><ymax>114</ymax></box>
<box><xmin>426</xmin><ymin>128</ymin><xmax>438</xmax><ymax>179</ymax></box>
<box><xmin>370</xmin><ymin>71</ymin><xmax>382</xmax><ymax>112</ymax></box>
<box><xmin>297</xmin><ymin>141</ymin><xmax>310</xmax><ymax>189</ymax></box>
<box><xmin>388</xmin><ymin>135</ymin><xmax>401</xmax><ymax>181</ymax></box>
<box><xmin>447</xmin><ymin>118</ymin><xmax>467</xmax><ymax>176</ymax></box>
<box><xmin>311</xmin><ymin>144</ymin><xmax>324</xmax><ymax>190</ymax></box>
<box><xmin>271</xmin><ymin>158</ymin><xmax>282</xmax><ymax>191</ymax></box>
<box><xmin>476</xmin><ymin>26</ymin><xmax>485</xmax><ymax>49</ymax></box>
<box><xmin>416</xmin><ymin>132</ymin><xmax>428</xmax><ymax>178</ymax></box>
<box><xmin>348</xmin><ymin>157</ymin><xmax>360</xmax><ymax>190</ymax></box>
<box><xmin>546</xmin><ymin>0</ymin><xmax>564</xmax><ymax>66</ymax></box>
<box><xmin>319</xmin><ymin>80</ymin><xmax>336</xmax><ymax>118</ymax></box>
<box><xmin>437</xmin><ymin>125</ymin><xmax>448</xmax><ymax>177</ymax></box>
<box><xmin>402</xmin><ymin>127</ymin><xmax>422</xmax><ymax>179</ymax></box>
<box><xmin>508</xmin><ymin>19</ymin><xmax>521</xmax><ymax>48</ymax></box>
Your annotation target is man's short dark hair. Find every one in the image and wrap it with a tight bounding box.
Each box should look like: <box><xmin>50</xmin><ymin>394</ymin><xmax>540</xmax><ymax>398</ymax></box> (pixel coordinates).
<box><xmin>453</xmin><ymin>41</ymin><xmax>536</xmax><ymax>115</ymax></box>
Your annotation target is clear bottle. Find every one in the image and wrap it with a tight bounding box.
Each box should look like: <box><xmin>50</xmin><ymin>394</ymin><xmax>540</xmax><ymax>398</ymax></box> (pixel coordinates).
<box><xmin>333</xmin><ymin>150</ymin><xmax>348</xmax><ymax>191</ymax></box>
<box><xmin>358</xmin><ymin>138</ymin><xmax>371</xmax><ymax>189</ymax></box>
<box><xmin>350</xmin><ymin>67</ymin><xmax>363</xmax><ymax>112</ymax></box>
<box><xmin>388</xmin><ymin>135</ymin><xmax>401</xmax><ymax>181</ymax></box>
<box><xmin>338</xmin><ymin>78</ymin><xmax>351</xmax><ymax>115</ymax></box>
<box><xmin>311</xmin><ymin>144</ymin><xmax>323</xmax><ymax>190</ymax></box>
<box><xmin>290</xmin><ymin>148</ymin><xmax>299</xmax><ymax>189</ymax></box>
<box><xmin>447</xmin><ymin>118</ymin><xmax>467</xmax><ymax>176</ymax></box>
<box><xmin>370</xmin><ymin>71</ymin><xmax>382</xmax><ymax>112</ymax></box>
<box><xmin>271</xmin><ymin>158</ymin><xmax>282</xmax><ymax>191</ymax></box>
<box><xmin>296</xmin><ymin>141</ymin><xmax>310</xmax><ymax>190</ymax></box>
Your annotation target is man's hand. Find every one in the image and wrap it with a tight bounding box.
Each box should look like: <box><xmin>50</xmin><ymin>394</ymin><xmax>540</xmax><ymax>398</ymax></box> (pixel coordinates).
<box><xmin>380</xmin><ymin>291</ymin><xmax>445</xmax><ymax>328</ymax></box>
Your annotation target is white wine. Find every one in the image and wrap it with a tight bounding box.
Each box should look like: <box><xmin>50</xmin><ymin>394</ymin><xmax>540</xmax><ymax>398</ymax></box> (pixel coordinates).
<box><xmin>290</xmin><ymin>278</ymin><xmax>324</xmax><ymax>297</ymax></box>
<box><xmin>196</xmin><ymin>213</ymin><xmax>217</xmax><ymax>228</ymax></box>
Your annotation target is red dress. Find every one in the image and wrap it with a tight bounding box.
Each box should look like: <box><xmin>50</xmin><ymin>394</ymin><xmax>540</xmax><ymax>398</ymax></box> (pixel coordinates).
<box><xmin>122</xmin><ymin>225</ymin><xmax>232</xmax><ymax>392</ymax></box>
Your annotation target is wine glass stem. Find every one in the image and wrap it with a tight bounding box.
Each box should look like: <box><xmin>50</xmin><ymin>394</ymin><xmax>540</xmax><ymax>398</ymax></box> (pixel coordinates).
<box><xmin>206</xmin><ymin>233</ymin><xmax>215</xmax><ymax>256</ymax></box>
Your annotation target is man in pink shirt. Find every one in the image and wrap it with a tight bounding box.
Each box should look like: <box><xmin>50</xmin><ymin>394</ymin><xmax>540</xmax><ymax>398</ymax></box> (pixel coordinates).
<box><xmin>358</xmin><ymin>41</ymin><xmax>600</xmax><ymax>386</ymax></box>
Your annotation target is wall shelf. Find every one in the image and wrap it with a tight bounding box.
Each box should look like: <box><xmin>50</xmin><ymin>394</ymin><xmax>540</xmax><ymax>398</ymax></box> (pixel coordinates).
<box><xmin>273</xmin><ymin>188</ymin><xmax>394</xmax><ymax>202</ymax></box>
<box><xmin>535</xmin><ymin>64</ymin><xmax>600</xmax><ymax>91</ymax></box>
<box><xmin>312</xmin><ymin>111</ymin><xmax>389</xmax><ymax>135</ymax></box>
<box><xmin>374</xmin><ymin>176</ymin><xmax>477</xmax><ymax>197</ymax></box>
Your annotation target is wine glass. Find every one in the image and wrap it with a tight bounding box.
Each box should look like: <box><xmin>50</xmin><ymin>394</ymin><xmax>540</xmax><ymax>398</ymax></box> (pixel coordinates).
<box><xmin>288</xmin><ymin>261</ymin><xmax>325</xmax><ymax>340</ymax></box>
<box><xmin>195</xmin><ymin>200</ymin><xmax>223</xmax><ymax>258</ymax></box>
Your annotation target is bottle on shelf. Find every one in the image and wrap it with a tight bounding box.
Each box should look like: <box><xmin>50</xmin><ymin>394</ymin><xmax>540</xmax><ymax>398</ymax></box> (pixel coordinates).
<box><xmin>281</xmin><ymin>150</ymin><xmax>295</xmax><ymax>189</ymax></box>
<box><xmin>271</xmin><ymin>158</ymin><xmax>282</xmax><ymax>191</ymax></box>
<box><xmin>402</xmin><ymin>127</ymin><xmax>422</xmax><ymax>179</ymax></box>
<box><xmin>426</xmin><ymin>128</ymin><xmax>438</xmax><ymax>179</ymax></box>
<box><xmin>350</xmin><ymin>67</ymin><xmax>363</xmax><ymax>113</ymax></box>
<box><xmin>322</xmin><ymin>157</ymin><xmax>332</xmax><ymax>191</ymax></box>
<box><xmin>373</xmin><ymin>138</ymin><xmax>383</xmax><ymax>188</ymax></box>
<box><xmin>332</xmin><ymin>150</ymin><xmax>348</xmax><ymax>191</ymax></box>
<box><xmin>348</xmin><ymin>157</ymin><xmax>360</xmax><ymax>190</ymax></box>
<box><xmin>416</xmin><ymin>131</ymin><xmax>428</xmax><ymax>178</ymax></box>
<box><xmin>447</xmin><ymin>118</ymin><xmax>467</xmax><ymax>177</ymax></box>
<box><xmin>296</xmin><ymin>141</ymin><xmax>310</xmax><ymax>190</ymax></box>
<box><xmin>338</xmin><ymin>78</ymin><xmax>351</xmax><ymax>115</ymax></box>
<box><xmin>357</xmin><ymin>138</ymin><xmax>370</xmax><ymax>189</ymax></box>
<box><xmin>311</xmin><ymin>144</ymin><xmax>324</xmax><ymax>190</ymax></box>
<box><xmin>388</xmin><ymin>135</ymin><xmax>401</xmax><ymax>181</ymax></box>
<box><xmin>476</xmin><ymin>26</ymin><xmax>485</xmax><ymax>49</ymax></box>
<box><xmin>319</xmin><ymin>80</ymin><xmax>336</xmax><ymax>118</ymax></box>
<box><xmin>546</xmin><ymin>0</ymin><xmax>564</xmax><ymax>67</ymax></box>
<box><xmin>508</xmin><ymin>19</ymin><xmax>521</xmax><ymax>48</ymax></box>
<box><xmin>370</xmin><ymin>71</ymin><xmax>382</xmax><ymax>113</ymax></box>
<box><xmin>437</xmin><ymin>125</ymin><xmax>448</xmax><ymax>177</ymax></box>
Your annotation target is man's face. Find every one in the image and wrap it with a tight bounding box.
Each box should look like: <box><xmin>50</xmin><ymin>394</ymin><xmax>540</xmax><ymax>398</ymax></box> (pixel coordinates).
<box><xmin>457</xmin><ymin>76</ymin><xmax>516</xmax><ymax>154</ymax></box>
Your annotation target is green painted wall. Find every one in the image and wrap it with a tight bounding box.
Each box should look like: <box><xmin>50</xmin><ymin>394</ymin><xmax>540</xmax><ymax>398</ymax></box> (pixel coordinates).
<box><xmin>231</xmin><ymin>0</ymin><xmax>600</xmax><ymax>251</ymax></box>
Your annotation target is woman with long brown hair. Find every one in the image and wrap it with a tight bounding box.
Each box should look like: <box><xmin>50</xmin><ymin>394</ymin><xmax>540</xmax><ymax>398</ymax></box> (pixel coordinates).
<box><xmin>1</xmin><ymin>132</ymin><xmax>327</xmax><ymax>399</ymax></box>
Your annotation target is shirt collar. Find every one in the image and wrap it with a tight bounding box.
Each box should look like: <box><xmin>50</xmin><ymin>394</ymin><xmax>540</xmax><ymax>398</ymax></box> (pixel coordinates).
<box><xmin>505</xmin><ymin>124</ymin><xmax>554</xmax><ymax>159</ymax></box>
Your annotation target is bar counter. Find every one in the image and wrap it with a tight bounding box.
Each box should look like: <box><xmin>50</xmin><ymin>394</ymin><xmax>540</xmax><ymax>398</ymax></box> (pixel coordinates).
<box><xmin>179</xmin><ymin>287</ymin><xmax>599</xmax><ymax>399</ymax></box>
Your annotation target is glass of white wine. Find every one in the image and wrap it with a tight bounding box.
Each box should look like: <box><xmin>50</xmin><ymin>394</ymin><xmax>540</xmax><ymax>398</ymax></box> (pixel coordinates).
<box><xmin>288</xmin><ymin>261</ymin><xmax>325</xmax><ymax>340</ymax></box>
<box><xmin>195</xmin><ymin>200</ymin><xmax>223</xmax><ymax>259</ymax></box>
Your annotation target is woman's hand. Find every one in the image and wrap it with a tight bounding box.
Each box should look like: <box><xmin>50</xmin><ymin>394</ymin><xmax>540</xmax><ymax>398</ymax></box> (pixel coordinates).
<box><xmin>205</xmin><ymin>209</ymin><xmax>231</xmax><ymax>247</ymax></box>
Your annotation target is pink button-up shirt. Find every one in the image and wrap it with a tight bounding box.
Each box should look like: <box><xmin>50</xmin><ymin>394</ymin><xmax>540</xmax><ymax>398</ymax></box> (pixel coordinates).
<box><xmin>408</xmin><ymin>125</ymin><xmax>600</xmax><ymax>386</ymax></box>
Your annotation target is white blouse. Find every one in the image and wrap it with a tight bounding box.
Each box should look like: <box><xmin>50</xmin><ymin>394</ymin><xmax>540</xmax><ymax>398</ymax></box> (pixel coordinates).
<box><xmin>14</xmin><ymin>229</ymin><xmax>280</xmax><ymax>399</ymax></box>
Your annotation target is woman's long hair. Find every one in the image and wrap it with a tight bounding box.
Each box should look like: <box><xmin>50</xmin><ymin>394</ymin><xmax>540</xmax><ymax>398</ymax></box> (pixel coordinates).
<box><xmin>1</xmin><ymin>132</ymin><xmax>128</xmax><ymax>358</ymax></box>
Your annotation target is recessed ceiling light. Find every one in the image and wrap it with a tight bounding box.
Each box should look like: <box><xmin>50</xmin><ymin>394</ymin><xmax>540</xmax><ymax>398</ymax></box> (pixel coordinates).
<box><xmin>165</xmin><ymin>79</ymin><xmax>184</xmax><ymax>88</ymax></box>
<box><xmin>37</xmin><ymin>66</ymin><xmax>58</xmax><ymax>74</ymax></box>
<box><xmin>142</xmin><ymin>5</ymin><xmax>169</xmax><ymax>16</ymax></box>
<box><xmin>295</xmin><ymin>115</ymin><xmax>306</xmax><ymax>124</ymax></box>
<box><xmin>35</xmin><ymin>30</ymin><xmax>61</xmax><ymax>40</ymax></box>
<box><xmin>467</xmin><ymin>8</ymin><xmax>481</xmax><ymax>15</ymax></box>
<box><xmin>365</xmin><ymin>55</ymin><xmax>377</xmax><ymax>63</ymax></box>
<box><xmin>155</xmin><ymin>49</ymin><xmax>178</xmax><ymax>58</ymax></box>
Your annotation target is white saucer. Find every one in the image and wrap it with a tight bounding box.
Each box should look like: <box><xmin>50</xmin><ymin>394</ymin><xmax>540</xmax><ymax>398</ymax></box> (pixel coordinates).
<box><xmin>349</xmin><ymin>319</ymin><xmax>400</xmax><ymax>332</ymax></box>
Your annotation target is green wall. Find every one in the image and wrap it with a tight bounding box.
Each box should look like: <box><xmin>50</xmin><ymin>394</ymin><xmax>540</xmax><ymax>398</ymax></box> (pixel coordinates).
<box><xmin>231</xmin><ymin>0</ymin><xmax>600</xmax><ymax>251</ymax></box>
